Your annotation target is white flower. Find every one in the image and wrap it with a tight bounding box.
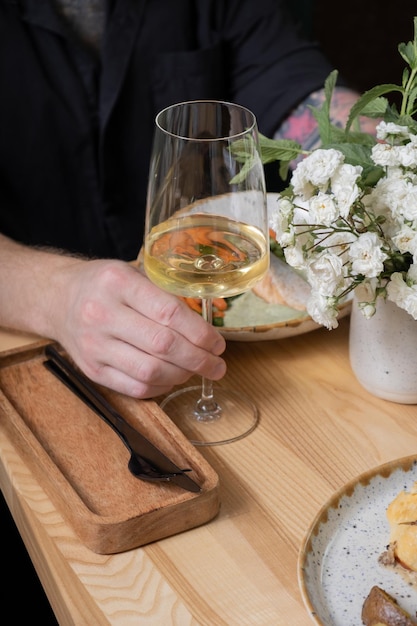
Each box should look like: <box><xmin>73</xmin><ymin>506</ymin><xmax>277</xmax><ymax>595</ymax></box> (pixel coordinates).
<box><xmin>376</xmin><ymin>121</ymin><xmax>410</xmax><ymax>141</ymax></box>
<box><xmin>372</xmin><ymin>124</ymin><xmax>417</xmax><ymax>167</ymax></box>
<box><xmin>269</xmin><ymin>196</ymin><xmax>294</xmax><ymax>243</ymax></box>
<box><xmin>407</xmin><ymin>263</ymin><xmax>417</xmax><ymax>282</ymax></box>
<box><xmin>308</xmin><ymin>191</ymin><xmax>339</xmax><ymax>226</ymax></box>
<box><xmin>387</xmin><ymin>270</ymin><xmax>417</xmax><ymax>317</ymax></box>
<box><xmin>330</xmin><ymin>163</ymin><xmax>362</xmax><ymax>218</ymax></box>
<box><xmin>396</xmin><ymin>182</ymin><xmax>417</xmax><ymax>221</ymax></box>
<box><xmin>278</xmin><ymin>226</ymin><xmax>296</xmax><ymax>248</ymax></box>
<box><xmin>402</xmin><ymin>290</ymin><xmax>417</xmax><ymax>318</ymax></box>
<box><xmin>370</xmin><ymin>171</ymin><xmax>417</xmax><ymax>222</ymax></box>
<box><xmin>348</xmin><ymin>232</ymin><xmax>388</xmax><ymax>278</ymax></box>
<box><xmin>331</xmin><ymin>163</ymin><xmax>363</xmax><ymax>191</ymax></box>
<box><xmin>306</xmin><ymin>292</ymin><xmax>339</xmax><ymax>330</ymax></box>
<box><xmin>306</xmin><ymin>251</ymin><xmax>344</xmax><ymax>296</ymax></box>
<box><xmin>392</xmin><ymin>224</ymin><xmax>417</xmax><ymax>259</ymax></box>
<box><xmin>291</xmin><ymin>148</ymin><xmax>344</xmax><ymax>198</ymax></box>
<box><xmin>371</xmin><ymin>144</ymin><xmax>402</xmax><ymax>167</ymax></box>
<box><xmin>357</xmin><ymin>300</ymin><xmax>377</xmax><ymax>318</ymax></box>
<box><xmin>283</xmin><ymin>243</ymin><xmax>306</xmax><ymax>269</ymax></box>
<box><xmin>387</xmin><ymin>271</ymin><xmax>409</xmax><ymax>302</ymax></box>
<box><xmin>354</xmin><ymin>280</ymin><xmax>379</xmax><ymax>318</ymax></box>
<box><xmin>396</xmin><ymin>143</ymin><xmax>417</xmax><ymax>168</ymax></box>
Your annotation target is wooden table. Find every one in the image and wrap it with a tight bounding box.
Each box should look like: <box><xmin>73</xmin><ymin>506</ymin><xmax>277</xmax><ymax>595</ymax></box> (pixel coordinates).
<box><xmin>1</xmin><ymin>319</ymin><xmax>417</xmax><ymax>625</ymax></box>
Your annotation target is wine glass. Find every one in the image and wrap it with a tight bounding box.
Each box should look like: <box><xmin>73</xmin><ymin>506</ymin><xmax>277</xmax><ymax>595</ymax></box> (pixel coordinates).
<box><xmin>143</xmin><ymin>100</ymin><xmax>269</xmax><ymax>445</ymax></box>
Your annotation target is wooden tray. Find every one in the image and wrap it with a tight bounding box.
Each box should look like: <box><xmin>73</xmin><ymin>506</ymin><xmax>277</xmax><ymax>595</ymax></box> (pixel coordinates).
<box><xmin>0</xmin><ymin>342</ymin><xmax>220</xmax><ymax>554</ymax></box>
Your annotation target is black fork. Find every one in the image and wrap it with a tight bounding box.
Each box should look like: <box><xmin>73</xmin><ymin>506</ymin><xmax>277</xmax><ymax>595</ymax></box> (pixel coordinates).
<box><xmin>43</xmin><ymin>345</ymin><xmax>200</xmax><ymax>491</ymax></box>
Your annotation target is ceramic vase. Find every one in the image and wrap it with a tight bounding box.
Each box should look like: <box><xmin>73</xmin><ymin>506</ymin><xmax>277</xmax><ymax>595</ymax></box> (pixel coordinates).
<box><xmin>349</xmin><ymin>294</ymin><xmax>417</xmax><ymax>404</ymax></box>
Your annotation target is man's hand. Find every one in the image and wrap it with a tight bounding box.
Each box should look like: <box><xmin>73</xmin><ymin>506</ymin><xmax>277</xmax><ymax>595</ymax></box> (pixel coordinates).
<box><xmin>0</xmin><ymin>235</ymin><xmax>226</xmax><ymax>398</ymax></box>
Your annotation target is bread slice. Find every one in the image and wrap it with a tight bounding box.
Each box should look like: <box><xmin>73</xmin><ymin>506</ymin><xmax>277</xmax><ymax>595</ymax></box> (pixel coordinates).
<box><xmin>252</xmin><ymin>253</ymin><xmax>310</xmax><ymax>311</ymax></box>
<box><xmin>362</xmin><ymin>585</ymin><xmax>416</xmax><ymax>625</ymax></box>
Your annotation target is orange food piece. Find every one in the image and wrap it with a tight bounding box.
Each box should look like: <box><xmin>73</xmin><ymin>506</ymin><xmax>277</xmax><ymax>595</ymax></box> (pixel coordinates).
<box><xmin>213</xmin><ymin>298</ymin><xmax>228</xmax><ymax>311</ymax></box>
<box><xmin>179</xmin><ymin>297</ymin><xmax>203</xmax><ymax>314</ymax></box>
<box><xmin>152</xmin><ymin>225</ymin><xmax>247</xmax><ymax>264</ymax></box>
<box><xmin>180</xmin><ymin>296</ymin><xmax>228</xmax><ymax>321</ymax></box>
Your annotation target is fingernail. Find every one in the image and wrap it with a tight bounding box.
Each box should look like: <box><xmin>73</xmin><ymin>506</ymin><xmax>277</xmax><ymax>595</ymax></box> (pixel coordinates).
<box><xmin>212</xmin><ymin>359</ymin><xmax>227</xmax><ymax>379</ymax></box>
<box><xmin>213</xmin><ymin>337</ymin><xmax>226</xmax><ymax>355</ymax></box>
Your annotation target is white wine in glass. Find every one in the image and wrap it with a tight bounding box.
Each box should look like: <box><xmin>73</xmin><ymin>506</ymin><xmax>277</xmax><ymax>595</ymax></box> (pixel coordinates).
<box><xmin>144</xmin><ymin>100</ymin><xmax>269</xmax><ymax>445</ymax></box>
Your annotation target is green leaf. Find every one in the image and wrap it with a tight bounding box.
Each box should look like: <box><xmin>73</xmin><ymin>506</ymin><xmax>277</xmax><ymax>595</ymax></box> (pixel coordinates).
<box><xmin>311</xmin><ymin>70</ymin><xmax>338</xmax><ymax>144</ymax></box>
<box><xmin>322</xmin><ymin>125</ymin><xmax>376</xmax><ymax>148</ymax></box>
<box><xmin>346</xmin><ymin>85</ymin><xmax>402</xmax><ymax>131</ymax></box>
<box><xmin>361</xmin><ymin>165</ymin><xmax>385</xmax><ymax>188</ymax></box>
<box><xmin>228</xmin><ymin>136</ymin><xmax>264</xmax><ymax>184</ymax></box>
<box><xmin>359</xmin><ymin>97</ymin><xmax>389</xmax><ymax>118</ymax></box>
<box><xmin>395</xmin><ymin>112</ymin><xmax>417</xmax><ymax>129</ymax></box>
<box><xmin>402</xmin><ymin>67</ymin><xmax>410</xmax><ymax>88</ymax></box>
<box><xmin>311</xmin><ymin>106</ymin><xmax>333</xmax><ymax>144</ymax></box>
<box><xmin>323</xmin><ymin>70</ymin><xmax>338</xmax><ymax>108</ymax></box>
<box><xmin>398</xmin><ymin>41</ymin><xmax>417</xmax><ymax>67</ymax></box>
<box><xmin>324</xmin><ymin>142</ymin><xmax>373</xmax><ymax>166</ymax></box>
<box><xmin>279</xmin><ymin>160</ymin><xmax>291</xmax><ymax>181</ymax></box>
<box><xmin>229</xmin><ymin>154</ymin><xmax>258</xmax><ymax>184</ymax></box>
<box><xmin>270</xmin><ymin>240</ymin><xmax>285</xmax><ymax>260</ymax></box>
<box><xmin>258</xmin><ymin>134</ymin><xmax>303</xmax><ymax>163</ymax></box>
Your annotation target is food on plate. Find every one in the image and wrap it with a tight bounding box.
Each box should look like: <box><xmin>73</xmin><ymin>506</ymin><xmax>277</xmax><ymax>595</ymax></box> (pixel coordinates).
<box><xmin>251</xmin><ymin>252</ymin><xmax>309</xmax><ymax>311</ymax></box>
<box><xmin>361</xmin><ymin>585</ymin><xmax>417</xmax><ymax>625</ymax></box>
<box><xmin>181</xmin><ymin>251</ymin><xmax>311</xmax><ymax>326</ymax></box>
<box><xmin>178</xmin><ymin>297</ymin><xmax>228</xmax><ymax>326</ymax></box>
<box><xmin>385</xmin><ymin>481</ymin><xmax>417</xmax><ymax>573</ymax></box>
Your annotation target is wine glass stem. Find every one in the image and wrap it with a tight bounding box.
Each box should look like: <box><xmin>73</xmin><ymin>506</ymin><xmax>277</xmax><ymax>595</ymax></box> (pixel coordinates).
<box><xmin>194</xmin><ymin>298</ymin><xmax>222</xmax><ymax>421</ymax></box>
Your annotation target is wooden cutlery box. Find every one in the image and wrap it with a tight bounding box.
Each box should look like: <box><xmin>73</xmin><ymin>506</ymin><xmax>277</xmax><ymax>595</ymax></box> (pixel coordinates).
<box><xmin>0</xmin><ymin>341</ymin><xmax>220</xmax><ymax>553</ymax></box>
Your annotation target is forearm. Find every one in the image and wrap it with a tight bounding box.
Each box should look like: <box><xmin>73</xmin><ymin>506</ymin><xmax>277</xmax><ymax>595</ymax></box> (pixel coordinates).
<box><xmin>0</xmin><ymin>233</ymin><xmax>84</xmax><ymax>339</ymax></box>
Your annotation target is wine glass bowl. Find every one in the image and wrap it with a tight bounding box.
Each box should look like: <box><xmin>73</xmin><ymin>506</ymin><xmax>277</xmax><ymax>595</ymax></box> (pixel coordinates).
<box><xmin>144</xmin><ymin>100</ymin><xmax>269</xmax><ymax>445</ymax></box>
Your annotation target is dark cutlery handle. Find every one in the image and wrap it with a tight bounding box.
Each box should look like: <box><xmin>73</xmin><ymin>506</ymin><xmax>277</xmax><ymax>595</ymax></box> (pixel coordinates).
<box><xmin>43</xmin><ymin>345</ymin><xmax>201</xmax><ymax>492</ymax></box>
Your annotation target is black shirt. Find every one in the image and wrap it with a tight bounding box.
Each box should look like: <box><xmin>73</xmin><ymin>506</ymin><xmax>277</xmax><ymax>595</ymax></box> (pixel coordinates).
<box><xmin>0</xmin><ymin>0</ymin><xmax>335</xmax><ymax>260</ymax></box>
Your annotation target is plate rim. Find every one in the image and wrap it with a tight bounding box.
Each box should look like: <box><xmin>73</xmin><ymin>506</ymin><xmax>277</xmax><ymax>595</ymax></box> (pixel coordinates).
<box><xmin>297</xmin><ymin>453</ymin><xmax>417</xmax><ymax>625</ymax></box>
<box><xmin>221</xmin><ymin>298</ymin><xmax>352</xmax><ymax>341</ymax></box>
<box><xmin>221</xmin><ymin>297</ymin><xmax>351</xmax><ymax>335</ymax></box>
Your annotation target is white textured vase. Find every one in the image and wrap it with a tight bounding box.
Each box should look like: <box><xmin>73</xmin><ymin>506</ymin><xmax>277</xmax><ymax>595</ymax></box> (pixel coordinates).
<box><xmin>349</xmin><ymin>295</ymin><xmax>417</xmax><ymax>404</ymax></box>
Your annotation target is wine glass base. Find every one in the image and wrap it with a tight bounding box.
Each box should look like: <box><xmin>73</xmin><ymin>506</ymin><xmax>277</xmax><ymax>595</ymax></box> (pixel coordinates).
<box><xmin>159</xmin><ymin>385</ymin><xmax>259</xmax><ymax>446</ymax></box>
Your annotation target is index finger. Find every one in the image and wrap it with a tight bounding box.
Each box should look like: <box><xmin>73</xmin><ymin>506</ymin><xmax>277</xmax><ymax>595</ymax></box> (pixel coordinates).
<box><xmin>127</xmin><ymin>270</ymin><xmax>226</xmax><ymax>356</ymax></box>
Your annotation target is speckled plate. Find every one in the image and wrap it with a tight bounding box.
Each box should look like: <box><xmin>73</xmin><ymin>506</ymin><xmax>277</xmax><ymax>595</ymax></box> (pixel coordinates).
<box><xmin>298</xmin><ymin>456</ymin><xmax>417</xmax><ymax>625</ymax></box>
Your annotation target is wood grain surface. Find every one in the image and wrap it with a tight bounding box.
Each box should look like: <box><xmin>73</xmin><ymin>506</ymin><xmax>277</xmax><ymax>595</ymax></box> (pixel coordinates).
<box><xmin>2</xmin><ymin>318</ymin><xmax>417</xmax><ymax>624</ymax></box>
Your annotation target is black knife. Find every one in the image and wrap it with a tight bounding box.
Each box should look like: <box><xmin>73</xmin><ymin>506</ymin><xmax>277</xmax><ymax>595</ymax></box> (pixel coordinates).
<box><xmin>43</xmin><ymin>344</ymin><xmax>201</xmax><ymax>493</ymax></box>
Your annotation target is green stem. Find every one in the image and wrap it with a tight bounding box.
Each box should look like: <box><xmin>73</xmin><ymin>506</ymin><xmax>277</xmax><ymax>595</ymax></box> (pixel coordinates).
<box><xmin>401</xmin><ymin>66</ymin><xmax>417</xmax><ymax>116</ymax></box>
